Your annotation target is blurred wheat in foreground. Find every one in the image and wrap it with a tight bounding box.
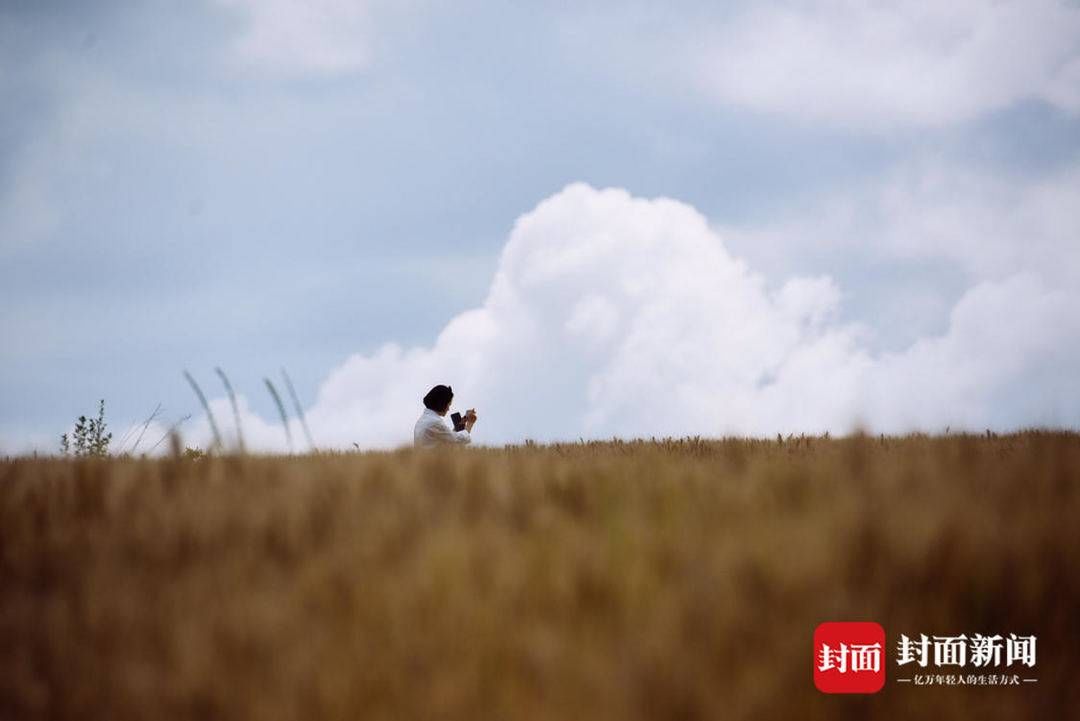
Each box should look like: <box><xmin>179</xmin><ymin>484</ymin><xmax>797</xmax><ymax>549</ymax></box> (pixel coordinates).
<box><xmin>2</xmin><ymin>432</ymin><xmax>1078</xmax><ymax>720</ymax></box>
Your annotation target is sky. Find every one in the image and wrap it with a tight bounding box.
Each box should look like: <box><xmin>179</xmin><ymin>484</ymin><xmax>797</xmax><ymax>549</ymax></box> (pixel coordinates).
<box><xmin>2</xmin><ymin>0</ymin><xmax>1079</xmax><ymax>453</ymax></box>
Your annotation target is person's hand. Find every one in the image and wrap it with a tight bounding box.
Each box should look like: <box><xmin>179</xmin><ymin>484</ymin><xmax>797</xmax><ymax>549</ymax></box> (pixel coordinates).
<box><xmin>465</xmin><ymin>408</ymin><xmax>478</xmax><ymax>429</ymax></box>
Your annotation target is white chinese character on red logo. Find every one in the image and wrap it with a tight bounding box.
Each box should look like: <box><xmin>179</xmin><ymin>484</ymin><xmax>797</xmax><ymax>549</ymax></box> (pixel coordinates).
<box><xmin>850</xmin><ymin>643</ymin><xmax>882</xmax><ymax>673</ymax></box>
<box><xmin>818</xmin><ymin>642</ymin><xmax>882</xmax><ymax>675</ymax></box>
<box><xmin>818</xmin><ymin>643</ymin><xmax>848</xmax><ymax>673</ymax></box>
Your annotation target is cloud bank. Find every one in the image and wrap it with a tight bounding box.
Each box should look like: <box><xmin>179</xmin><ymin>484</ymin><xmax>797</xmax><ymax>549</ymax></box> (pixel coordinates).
<box><xmin>216</xmin><ymin>0</ymin><xmax>377</xmax><ymax>76</ymax></box>
<box><xmin>689</xmin><ymin>0</ymin><xmax>1080</xmax><ymax>130</ymax></box>
<box><xmin>179</xmin><ymin>182</ymin><xmax>1080</xmax><ymax>451</ymax></box>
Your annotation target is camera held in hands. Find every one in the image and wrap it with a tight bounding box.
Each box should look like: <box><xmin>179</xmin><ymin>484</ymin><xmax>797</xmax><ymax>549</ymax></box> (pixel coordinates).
<box><xmin>450</xmin><ymin>409</ymin><xmax>476</xmax><ymax>432</ymax></box>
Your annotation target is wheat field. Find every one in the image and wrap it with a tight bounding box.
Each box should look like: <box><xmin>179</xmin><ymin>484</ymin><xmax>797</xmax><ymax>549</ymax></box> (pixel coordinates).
<box><xmin>2</xmin><ymin>432</ymin><xmax>1077</xmax><ymax>720</ymax></box>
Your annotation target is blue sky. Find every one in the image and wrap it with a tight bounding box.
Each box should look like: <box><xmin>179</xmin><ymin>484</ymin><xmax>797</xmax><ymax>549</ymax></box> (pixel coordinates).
<box><xmin>2</xmin><ymin>1</ymin><xmax>1079</xmax><ymax>451</ymax></box>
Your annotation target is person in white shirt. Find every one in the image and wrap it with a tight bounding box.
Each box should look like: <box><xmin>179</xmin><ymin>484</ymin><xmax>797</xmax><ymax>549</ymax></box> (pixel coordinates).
<box><xmin>413</xmin><ymin>384</ymin><xmax>478</xmax><ymax>448</ymax></box>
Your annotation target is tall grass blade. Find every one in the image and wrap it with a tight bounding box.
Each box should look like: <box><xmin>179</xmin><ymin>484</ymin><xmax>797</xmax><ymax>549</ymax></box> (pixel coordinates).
<box><xmin>281</xmin><ymin>368</ymin><xmax>315</xmax><ymax>451</ymax></box>
<box><xmin>113</xmin><ymin>413</ymin><xmax>141</xmax><ymax>455</ymax></box>
<box><xmin>215</xmin><ymin>367</ymin><xmax>246</xmax><ymax>454</ymax></box>
<box><xmin>149</xmin><ymin>414</ymin><xmax>191</xmax><ymax>453</ymax></box>
<box><xmin>264</xmin><ymin>378</ymin><xmax>293</xmax><ymax>453</ymax></box>
<box><xmin>184</xmin><ymin>370</ymin><xmax>223</xmax><ymax>452</ymax></box>
<box><xmin>127</xmin><ymin>402</ymin><xmax>163</xmax><ymax>455</ymax></box>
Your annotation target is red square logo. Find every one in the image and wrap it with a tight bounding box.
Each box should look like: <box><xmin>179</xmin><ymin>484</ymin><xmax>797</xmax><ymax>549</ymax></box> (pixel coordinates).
<box><xmin>813</xmin><ymin>622</ymin><xmax>886</xmax><ymax>694</ymax></box>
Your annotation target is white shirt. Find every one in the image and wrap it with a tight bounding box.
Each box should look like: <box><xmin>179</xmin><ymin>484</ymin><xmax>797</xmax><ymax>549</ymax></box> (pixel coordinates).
<box><xmin>413</xmin><ymin>407</ymin><xmax>471</xmax><ymax>448</ymax></box>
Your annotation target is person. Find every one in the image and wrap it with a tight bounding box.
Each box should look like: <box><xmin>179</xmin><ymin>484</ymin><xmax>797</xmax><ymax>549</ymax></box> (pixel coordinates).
<box><xmin>413</xmin><ymin>384</ymin><xmax>478</xmax><ymax>448</ymax></box>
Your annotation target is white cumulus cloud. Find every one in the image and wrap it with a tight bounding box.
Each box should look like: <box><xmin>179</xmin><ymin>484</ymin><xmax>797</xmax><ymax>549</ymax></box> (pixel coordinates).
<box><xmin>721</xmin><ymin>161</ymin><xmax>1080</xmax><ymax>304</ymax></box>
<box><xmin>862</xmin><ymin>273</ymin><xmax>1080</xmax><ymax>430</ymax></box>
<box><xmin>179</xmin><ymin>182</ymin><xmax>1080</xmax><ymax>451</ymax></box>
